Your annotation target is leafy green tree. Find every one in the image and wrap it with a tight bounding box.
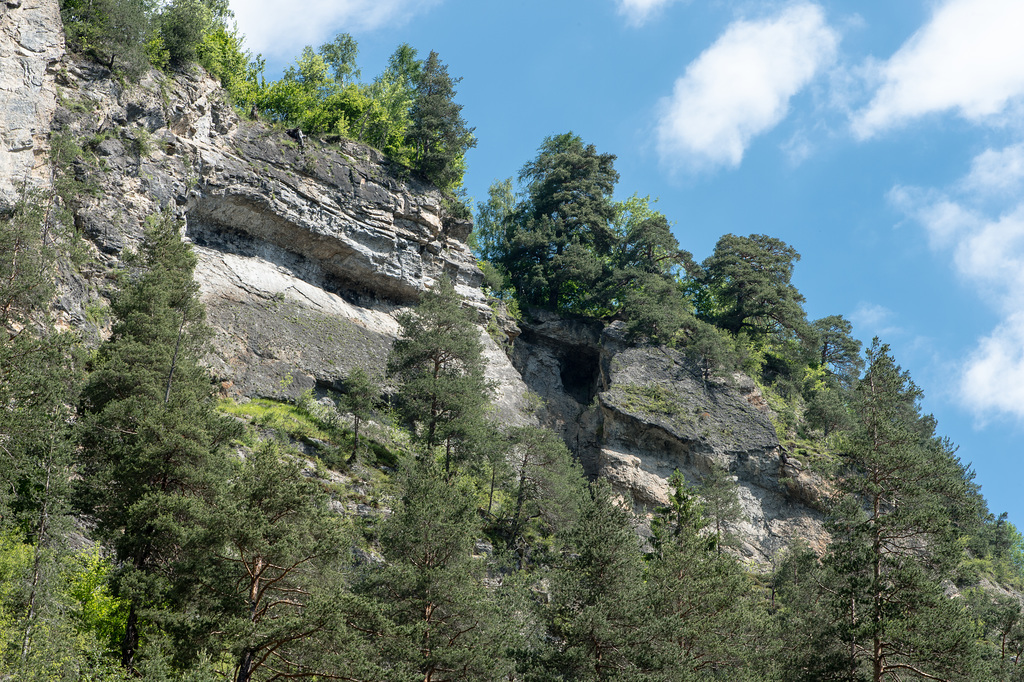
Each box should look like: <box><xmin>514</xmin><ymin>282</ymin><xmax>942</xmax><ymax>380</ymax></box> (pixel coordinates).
<box><xmin>60</xmin><ymin>0</ymin><xmax>152</xmax><ymax>76</ymax></box>
<box><xmin>965</xmin><ymin>590</ymin><xmax>1024</xmax><ymax>681</ymax></box>
<box><xmin>501</xmin><ymin>133</ymin><xmax>618</xmax><ymax>312</ymax></box>
<box><xmin>358</xmin><ymin>44</ymin><xmax>420</xmax><ymax>163</ymax></box>
<box><xmin>387</xmin><ymin>276</ymin><xmax>491</xmax><ymax>477</ymax></box>
<box><xmin>339</xmin><ymin>368</ymin><xmax>379</xmax><ymax>463</ymax></box>
<box><xmin>603</xmin><ymin>198</ymin><xmax>696</xmax><ymax>341</ymax></box>
<box><xmin>805</xmin><ymin>381</ymin><xmax>853</xmax><ymax>438</ymax></box>
<box><xmin>470</xmin><ymin>177</ymin><xmax>515</xmax><ymax>262</ymax></box>
<box><xmin>317</xmin><ymin>32</ymin><xmax>360</xmax><ymax>84</ymax></box>
<box><xmin>822</xmin><ymin>340</ymin><xmax>984</xmax><ymax>682</ymax></box>
<box><xmin>680</xmin><ymin>318</ymin><xmax>740</xmax><ymax>383</ymax></box>
<box><xmin>76</xmin><ymin>213</ymin><xmax>241</xmax><ymax>671</ymax></box>
<box><xmin>407</xmin><ymin>50</ymin><xmax>476</xmax><ymax>194</ymax></box>
<box><xmin>258</xmin><ymin>44</ymin><xmax>366</xmax><ymax>135</ymax></box>
<box><xmin>157</xmin><ymin>0</ymin><xmax>211</xmax><ymax>65</ymax></box>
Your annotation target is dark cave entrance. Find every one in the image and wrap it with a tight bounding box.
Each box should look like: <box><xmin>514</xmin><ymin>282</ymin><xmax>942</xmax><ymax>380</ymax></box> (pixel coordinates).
<box><xmin>558</xmin><ymin>345</ymin><xmax>601</xmax><ymax>405</ymax></box>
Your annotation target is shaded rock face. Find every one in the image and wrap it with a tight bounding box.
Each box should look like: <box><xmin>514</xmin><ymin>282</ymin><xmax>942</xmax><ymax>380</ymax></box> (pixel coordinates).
<box><xmin>0</xmin><ymin>0</ymin><xmax>63</xmax><ymax>210</ymax></box>
<box><xmin>514</xmin><ymin>318</ymin><xmax>829</xmax><ymax>566</ymax></box>
<box><xmin>42</xmin><ymin>50</ymin><xmax>532</xmax><ymax>419</ymax></box>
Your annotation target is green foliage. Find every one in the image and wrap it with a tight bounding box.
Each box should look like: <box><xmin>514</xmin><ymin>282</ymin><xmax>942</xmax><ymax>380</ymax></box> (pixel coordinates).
<box><xmin>471</xmin><ymin>177</ymin><xmax>515</xmax><ymax>261</ymax></box>
<box><xmin>339</xmin><ymin>368</ymin><xmax>380</xmax><ymax>463</ymax></box>
<box><xmin>354</xmin><ymin>462</ymin><xmax>510</xmax><ymax>681</ymax></box>
<box><xmin>543</xmin><ymin>480</ymin><xmax>648</xmax><ymax>680</ymax></box>
<box><xmin>810</xmin><ymin>314</ymin><xmax>863</xmax><ymax>385</ymax></box>
<box><xmin>701</xmin><ymin>233</ymin><xmax>809</xmax><ymax>343</ymax></box>
<box><xmin>499</xmin><ymin>426</ymin><xmax>584</xmax><ymax>553</ymax></box>
<box><xmin>388</xmin><ymin>276</ymin><xmax>492</xmax><ymax>476</ymax></box>
<box><xmin>698</xmin><ymin>464</ymin><xmax>746</xmax><ymax>552</ymax></box>
<box><xmin>645</xmin><ymin>472</ymin><xmax>768</xmax><ymax>679</ymax></box>
<box><xmin>218</xmin><ymin>397</ymin><xmax>332</xmax><ymax>442</ymax></box>
<box><xmin>500</xmin><ymin>132</ymin><xmax>618</xmax><ymax>313</ymax></box>
<box><xmin>76</xmin><ymin>212</ymin><xmax>242</xmax><ymax>670</ymax></box>
<box><xmin>407</xmin><ymin>50</ymin><xmax>477</xmax><ymax>196</ymax></box>
<box><xmin>181</xmin><ymin>441</ymin><xmax>353</xmax><ymax>681</ymax></box>
<box><xmin>157</xmin><ymin>0</ymin><xmax>211</xmax><ymax>65</ymax></box>
<box><xmin>819</xmin><ymin>340</ymin><xmax>985</xmax><ymax>681</ymax></box>
<box><xmin>60</xmin><ymin>0</ymin><xmax>152</xmax><ymax>77</ymax></box>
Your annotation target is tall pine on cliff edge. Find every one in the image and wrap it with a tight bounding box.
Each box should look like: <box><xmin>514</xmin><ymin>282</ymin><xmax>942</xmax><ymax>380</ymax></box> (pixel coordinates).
<box><xmin>76</xmin><ymin>213</ymin><xmax>240</xmax><ymax>672</ymax></box>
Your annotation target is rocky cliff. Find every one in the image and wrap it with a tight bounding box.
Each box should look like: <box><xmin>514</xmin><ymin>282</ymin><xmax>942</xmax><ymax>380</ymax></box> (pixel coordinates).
<box><xmin>1</xmin><ymin>0</ymin><xmax>828</xmax><ymax>566</ymax></box>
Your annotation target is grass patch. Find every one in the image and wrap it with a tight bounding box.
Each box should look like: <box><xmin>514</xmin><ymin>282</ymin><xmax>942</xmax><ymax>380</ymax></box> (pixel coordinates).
<box><xmin>219</xmin><ymin>397</ymin><xmax>331</xmax><ymax>442</ymax></box>
<box><xmin>615</xmin><ymin>383</ymin><xmax>687</xmax><ymax>418</ymax></box>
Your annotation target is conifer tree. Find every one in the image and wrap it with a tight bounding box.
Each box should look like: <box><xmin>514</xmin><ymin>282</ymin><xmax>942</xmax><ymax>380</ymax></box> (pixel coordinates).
<box><xmin>387</xmin><ymin>276</ymin><xmax>491</xmax><ymax>477</ymax></box>
<box><xmin>407</xmin><ymin>51</ymin><xmax>476</xmax><ymax>194</ymax></box>
<box><xmin>184</xmin><ymin>441</ymin><xmax>355</xmax><ymax>682</ymax></box>
<box><xmin>501</xmin><ymin>133</ymin><xmax>618</xmax><ymax>312</ymax></box>
<box><xmin>355</xmin><ymin>462</ymin><xmax>509</xmax><ymax>681</ymax></box>
<box><xmin>644</xmin><ymin>472</ymin><xmax>766</xmax><ymax>680</ymax></box>
<box><xmin>701</xmin><ymin>233</ymin><xmax>809</xmax><ymax>342</ymax></box>
<box><xmin>542</xmin><ymin>480</ymin><xmax>648</xmax><ymax>680</ymax></box>
<box><xmin>0</xmin><ymin>194</ymin><xmax>82</xmax><ymax>671</ymax></box>
<box><xmin>502</xmin><ymin>426</ymin><xmax>584</xmax><ymax>553</ymax></box>
<box><xmin>339</xmin><ymin>367</ymin><xmax>379</xmax><ymax>464</ymax></box>
<box><xmin>76</xmin><ymin>213</ymin><xmax>240</xmax><ymax>671</ymax></box>
<box><xmin>698</xmin><ymin>463</ymin><xmax>746</xmax><ymax>553</ymax></box>
<box><xmin>821</xmin><ymin>340</ymin><xmax>983</xmax><ymax>682</ymax></box>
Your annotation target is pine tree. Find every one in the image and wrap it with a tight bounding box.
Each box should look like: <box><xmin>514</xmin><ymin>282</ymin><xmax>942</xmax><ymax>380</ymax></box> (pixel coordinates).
<box><xmin>354</xmin><ymin>462</ymin><xmax>509</xmax><ymax>681</ymax></box>
<box><xmin>183</xmin><ymin>441</ymin><xmax>355</xmax><ymax>682</ymax></box>
<box><xmin>821</xmin><ymin>340</ymin><xmax>984</xmax><ymax>682</ymax></box>
<box><xmin>387</xmin><ymin>276</ymin><xmax>491</xmax><ymax>478</ymax></box>
<box><xmin>501</xmin><ymin>133</ymin><xmax>618</xmax><ymax>312</ymax></box>
<box><xmin>0</xmin><ymin>193</ymin><xmax>82</xmax><ymax>671</ymax></box>
<box><xmin>407</xmin><ymin>51</ymin><xmax>476</xmax><ymax>194</ymax></box>
<box><xmin>698</xmin><ymin>464</ymin><xmax>746</xmax><ymax>553</ymax></box>
<box><xmin>542</xmin><ymin>480</ymin><xmax>648</xmax><ymax>680</ymax></box>
<box><xmin>76</xmin><ymin>213</ymin><xmax>241</xmax><ymax>671</ymax></box>
<box><xmin>339</xmin><ymin>367</ymin><xmax>379</xmax><ymax>464</ymax></box>
<box><xmin>502</xmin><ymin>426</ymin><xmax>584</xmax><ymax>553</ymax></box>
<box><xmin>644</xmin><ymin>472</ymin><xmax>765</xmax><ymax>680</ymax></box>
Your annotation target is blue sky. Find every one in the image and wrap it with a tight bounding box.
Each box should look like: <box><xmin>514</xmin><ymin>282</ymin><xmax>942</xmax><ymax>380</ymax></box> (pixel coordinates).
<box><xmin>233</xmin><ymin>0</ymin><xmax>1024</xmax><ymax>526</ymax></box>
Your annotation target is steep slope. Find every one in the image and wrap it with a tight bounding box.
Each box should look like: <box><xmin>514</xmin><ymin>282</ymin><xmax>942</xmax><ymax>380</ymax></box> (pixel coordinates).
<box><xmin>2</xmin><ymin>0</ymin><xmax>827</xmax><ymax>565</ymax></box>
<box><xmin>514</xmin><ymin>313</ymin><xmax>829</xmax><ymax>564</ymax></box>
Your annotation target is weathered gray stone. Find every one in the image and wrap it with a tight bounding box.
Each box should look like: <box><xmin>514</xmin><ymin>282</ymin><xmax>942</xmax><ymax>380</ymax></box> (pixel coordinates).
<box><xmin>0</xmin><ymin>0</ymin><xmax>63</xmax><ymax>209</ymax></box>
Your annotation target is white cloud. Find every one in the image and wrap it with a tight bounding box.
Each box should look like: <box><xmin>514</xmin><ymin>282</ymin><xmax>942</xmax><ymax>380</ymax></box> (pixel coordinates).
<box><xmin>893</xmin><ymin>144</ymin><xmax>1024</xmax><ymax>420</ymax></box>
<box><xmin>655</xmin><ymin>3</ymin><xmax>838</xmax><ymax>172</ymax></box>
<box><xmin>853</xmin><ymin>0</ymin><xmax>1024</xmax><ymax>138</ymax></box>
<box><xmin>961</xmin><ymin>143</ymin><xmax>1024</xmax><ymax>196</ymax></box>
<box><xmin>962</xmin><ymin>315</ymin><xmax>1024</xmax><ymax>421</ymax></box>
<box><xmin>234</xmin><ymin>0</ymin><xmax>441</xmax><ymax>60</ymax></box>
<box><xmin>617</xmin><ymin>0</ymin><xmax>684</xmax><ymax>27</ymax></box>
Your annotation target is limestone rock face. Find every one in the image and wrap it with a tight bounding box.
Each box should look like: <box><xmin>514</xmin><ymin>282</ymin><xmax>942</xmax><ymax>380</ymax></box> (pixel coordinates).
<box><xmin>0</xmin><ymin>0</ymin><xmax>63</xmax><ymax>209</ymax></box>
<box><xmin>42</xmin><ymin>52</ymin><xmax>532</xmax><ymax>420</ymax></box>
<box><xmin>1</xmin><ymin>3</ymin><xmax>825</xmax><ymax>565</ymax></box>
<box><xmin>513</xmin><ymin>318</ymin><xmax>829</xmax><ymax>566</ymax></box>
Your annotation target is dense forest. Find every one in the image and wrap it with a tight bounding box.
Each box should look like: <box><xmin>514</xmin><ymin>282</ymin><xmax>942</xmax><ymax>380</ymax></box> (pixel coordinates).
<box><xmin>1</xmin><ymin>0</ymin><xmax>1024</xmax><ymax>680</ymax></box>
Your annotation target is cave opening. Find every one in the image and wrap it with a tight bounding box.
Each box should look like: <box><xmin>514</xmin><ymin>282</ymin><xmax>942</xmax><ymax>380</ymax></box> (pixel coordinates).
<box><xmin>558</xmin><ymin>346</ymin><xmax>601</xmax><ymax>405</ymax></box>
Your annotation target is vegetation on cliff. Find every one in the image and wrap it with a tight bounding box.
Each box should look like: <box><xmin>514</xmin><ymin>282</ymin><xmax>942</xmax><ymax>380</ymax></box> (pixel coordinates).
<box><xmin>0</xmin><ymin>4</ymin><xmax>1023</xmax><ymax>681</ymax></box>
